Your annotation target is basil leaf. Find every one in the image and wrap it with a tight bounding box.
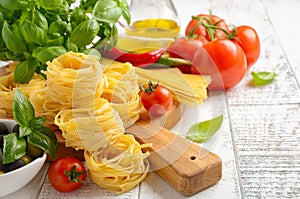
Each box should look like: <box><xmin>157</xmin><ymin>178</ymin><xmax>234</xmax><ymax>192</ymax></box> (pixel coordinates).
<box><xmin>27</xmin><ymin>129</ymin><xmax>57</xmax><ymax>157</ymax></box>
<box><xmin>45</xmin><ymin>35</ymin><xmax>64</xmax><ymax>46</ymax></box>
<box><xmin>33</xmin><ymin>46</ymin><xmax>67</xmax><ymax>64</ymax></box>
<box><xmin>38</xmin><ymin>125</ymin><xmax>58</xmax><ymax>146</ymax></box>
<box><xmin>35</xmin><ymin>0</ymin><xmax>63</xmax><ymax>10</ymax></box>
<box><xmin>20</xmin><ymin>10</ymin><xmax>48</xmax><ymax>32</ymax></box>
<box><xmin>13</xmin><ymin>89</ymin><xmax>35</xmax><ymax>126</ymax></box>
<box><xmin>3</xmin><ymin>133</ymin><xmax>26</xmax><ymax>164</ymax></box>
<box><xmin>251</xmin><ymin>71</ymin><xmax>277</xmax><ymax>85</ymax></box>
<box><xmin>14</xmin><ymin>60</ymin><xmax>38</xmax><ymax>84</ymax></box>
<box><xmin>92</xmin><ymin>0</ymin><xmax>122</xmax><ymax>24</ymax></box>
<box><xmin>2</xmin><ymin>21</ymin><xmax>27</xmax><ymax>54</ymax></box>
<box><xmin>29</xmin><ymin>116</ymin><xmax>46</xmax><ymax>129</ymax></box>
<box><xmin>186</xmin><ymin>115</ymin><xmax>223</xmax><ymax>143</ymax></box>
<box><xmin>0</xmin><ymin>0</ymin><xmax>28</xmax><ymax>10</ymax></box>
<box><xmin>19</xmin><ymin>125</ymin><xmax>33</xmax><ymax>138</ymax></box>
<box><xmin>20</xmin><ymin>20</ymin><xmax>47</xmax><ymax>46</ymax></box>
<box><xmin>70</xmin><ymin>19</ymin><xmax>100</xmax><ymax>48</ymax></box>
<box><xmin>70</xmin><ymin>7</ymin><xmax>87</xmax><ymax>29</ymax></box>
<box><xmin>48</xmin><ymin>20</ymin><xmax>70</xmax><ymax>35</ymax></box>
<box><xmin>117</xmin><ymin>0</ymin><xmax>131</xmax><ymax>24</ymax></box>
<box><xmin>19</xmin><ymin>10</ymin><xmax>48</xmax><ymax>46</ymax></box>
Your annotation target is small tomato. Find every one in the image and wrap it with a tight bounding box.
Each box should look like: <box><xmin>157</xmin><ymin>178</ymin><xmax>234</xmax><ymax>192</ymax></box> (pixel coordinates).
<box><xmin>48</xmin><ymin>157</ymin><xmax>86</xmax><ymax>193</ymax></box>
<box><xmin>141</xmin><ymin>81</ymin><xmax>173</xmax><ymax>117</ymax></box>
<box><xmin>231</xmin><ymin>25</ymin><xmax>260</xmax><ymax>68</ymax></box>
<box><xmin>185</xmin><ymin>14</ymin><xmax>229</xmax><ymax>41</ymax></box>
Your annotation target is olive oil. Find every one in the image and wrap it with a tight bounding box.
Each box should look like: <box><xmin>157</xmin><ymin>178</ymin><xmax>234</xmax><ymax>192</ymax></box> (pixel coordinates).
<box><xmin>117</xmin><ymin>18</ymin><xmax>180</xmax><ymax>53</ymax></box>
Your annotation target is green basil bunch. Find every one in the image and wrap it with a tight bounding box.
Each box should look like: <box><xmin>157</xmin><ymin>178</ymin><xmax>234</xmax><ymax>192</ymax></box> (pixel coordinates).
<box><xmin>0</xmin><ymin>0</ymin><xmax>131</xmax><ymax>84</ymax></box>
<box><xmin>2</xmin><ymin>89</ymin><xmax>58</xmax><ymax>164</ymax></box>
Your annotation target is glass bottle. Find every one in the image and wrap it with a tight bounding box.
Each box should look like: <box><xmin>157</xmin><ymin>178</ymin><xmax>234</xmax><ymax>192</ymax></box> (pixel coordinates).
<box><xmin>117</xmin><ymin>0</ymin><xmax>180</xmax><ymax>53</ymax></box>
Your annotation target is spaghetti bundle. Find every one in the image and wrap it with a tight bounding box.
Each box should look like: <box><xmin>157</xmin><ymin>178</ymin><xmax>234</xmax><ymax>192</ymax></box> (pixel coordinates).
<box><xmin>135</xmin><ymin>67</ymin><xmax>211</xmax><ymax>105</ymax></box>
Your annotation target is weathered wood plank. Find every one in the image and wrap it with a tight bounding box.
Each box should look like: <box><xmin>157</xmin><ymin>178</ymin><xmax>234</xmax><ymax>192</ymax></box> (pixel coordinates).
<box><xmin>263</xmin><ymin>0</ymin><xmax>300</xmax><ymax>84</ymax></box>
<box><xmin>230</xmin><ymin>104</ymin><xmax>300</xmax><ymax>198</ymax></box>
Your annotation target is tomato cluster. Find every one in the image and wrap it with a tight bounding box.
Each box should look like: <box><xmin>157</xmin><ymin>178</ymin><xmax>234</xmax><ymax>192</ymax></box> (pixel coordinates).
<box><xmin>168</xmin><ymin>13</ymin><xmax>260</xmax><ymax>90</ymax></box>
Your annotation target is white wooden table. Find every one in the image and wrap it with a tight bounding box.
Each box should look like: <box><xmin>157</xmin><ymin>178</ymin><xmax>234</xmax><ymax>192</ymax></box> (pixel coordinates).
<box><xmin>1</xmin><ymin>0</ymin><xmax>299</xmax><ymax>198</ymax></box>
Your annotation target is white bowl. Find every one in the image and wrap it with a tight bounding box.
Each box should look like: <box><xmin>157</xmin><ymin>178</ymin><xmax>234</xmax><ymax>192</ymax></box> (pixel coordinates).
<box><xmin>0</xmin><ymin>119</ymin><xmax>46</xmax><ymax>197</ymax></box>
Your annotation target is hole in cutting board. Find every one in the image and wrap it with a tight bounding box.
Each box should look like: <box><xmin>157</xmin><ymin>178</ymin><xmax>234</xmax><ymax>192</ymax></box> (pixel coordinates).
<box><xmin>190</xmin><ymin>155</ymin><xmax>196</xmax><ymax>160</ymax></box>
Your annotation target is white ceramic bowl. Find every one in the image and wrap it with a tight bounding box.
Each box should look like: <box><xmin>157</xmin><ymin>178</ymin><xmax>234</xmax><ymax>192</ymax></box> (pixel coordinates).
<box><xmin>0</xmin><ymin>119</ymin><xmax>46</xmax><ymax>197</ymax></box>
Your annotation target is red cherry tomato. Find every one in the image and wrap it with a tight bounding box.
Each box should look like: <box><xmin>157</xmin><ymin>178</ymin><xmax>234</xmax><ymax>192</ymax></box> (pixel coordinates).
<box><xmin>48</xmin><ymin>157</ymin><xmax>86</xmax><ymax>193</ymax></box>
<box><xmin>141</xmin><ymin>81</ymin><xmax>173</xmax><ymax>117</ymax></box>
<box><xmin>192</xmin><ymin>39</ymin><xmax>247</xmax><ymax>90</ymax></box>
<box><xmin>185</xmin><ymin>14</ymin><xmax>229</xmax><ymax>41</ymax></box>
<box><xmin>231</xmin><ymin>25</ymin><xmax>260</xmax><ymax>68</ymax></box>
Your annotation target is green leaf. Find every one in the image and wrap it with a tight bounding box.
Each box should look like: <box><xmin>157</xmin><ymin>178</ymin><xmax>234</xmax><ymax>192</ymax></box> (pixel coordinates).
<box><xmin>19</xmin><ymin>125</ymin><xmax>33</xmax><ymax>138</ymax></box>
<box><xmin>19</xmin><ymin>10</ymin><xmax>48</xmax><ymax>46</ymax></box>
<box><xmin>27</xmin><ymin>128</ymin><xmax>57</xmax><ymax>157</ymax></box>
<box><xmin>33</xmin><ymin>46</ymin><xmax>67</xmax><ymax>64</ymax></box>
<box><xmin>0</xmin><ymin>0</ymin><xmax>28</xmax><ymax>10</ymax></box>
<box><xmin>29</xmin><ymin>116</ymin><xmax>47</xmax><ymax>129</ymax></box>
<box><xmin>45</xmin><ymin>35</ymin><xmax>64</xmax><ymax>46</ymax></box>
<box><xmin>185</xmin><ymin>115</ymin><xmax>223</xmax><ymax>143</ymax></box>
<box><xmin>2</xmin><ymin>21</ymin><xmax>27</xmax><ymax>54</ymax></box>
<box><xmin>13</xmin><ymin>89</ymin><xmax>35</xmax><ymax>126</ymax></box>
<box><xmin>39</xmin><ymin>126</ymin><xmax>58</xmax><ymax>144</ymax></box>
<box><xmin>117</xmin><ymin>0</ymin><xmax>131</xmax><ymax>24</ymax></box>
<box><xmin>35</xmin><ymin>0</ymin><xmax>63</xmax><ymax>10</ymax></box>
<box><xmin>92</xmin><ymin>0</ymin><xmax>122</xmax><ymax>24</ymax></box>
<box><xmin>14</xmin><ymin>60</ymin><xmax>38</xmax><ymax>84</ymax></box>
<box><xmin>3</xmin><ymin>133</ymin><xmax>26</xmax><ymax>164</ymax></box>
<box><xmin>70</xmin><ymin>7</ymin><xmax>87</xmax><ymax>29</ymax></box>
<box><xmin>48</xmin><ymin>21</ymin><xmax>70</xmax><ymax>35</ymax></box>
<box><xmin>70</xmin><ymin>19</ymin><xmax>100</xmax><ymax>48</ymax></box>
<box><xmin>251</xmin><ymin>71</ymin><xmax>277</xmax><ymax>85</ymax></box>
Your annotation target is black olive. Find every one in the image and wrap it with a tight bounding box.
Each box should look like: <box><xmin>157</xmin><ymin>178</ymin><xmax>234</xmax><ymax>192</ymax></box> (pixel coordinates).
<box><xmin>2</xmin><ymin>157</ymin><xmax>25</xmax><ymax>173</ymax></box>
<box><xmin>0</xmin><ymin>134</ymin><xmax>4</xmax><ymax>149</ymax></box>
<box><xmin>12</xmin><ymin>124</ymin><xmax>20</xmax><ymax>134</ymax></box>
<box><xmin>0</xmin><ymin>148</ymin><xmax>4</xmax><ymax>172</ymax></box>
<box><xmin>0</xmin><ymin>122</ymin><xmax>8</xmax><ymax>135</ymax></box>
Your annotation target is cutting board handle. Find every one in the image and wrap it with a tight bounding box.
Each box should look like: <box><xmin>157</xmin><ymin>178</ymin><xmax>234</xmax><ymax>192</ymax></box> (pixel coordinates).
<box><xmin>126</xmin><ymin>121</ymin><xmax>222</xmax><ymax>196</ymax></box>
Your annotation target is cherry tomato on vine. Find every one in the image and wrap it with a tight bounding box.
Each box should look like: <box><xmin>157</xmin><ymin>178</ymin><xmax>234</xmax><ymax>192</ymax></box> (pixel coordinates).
<box><xmin>141</xmin><ymin>81</ymin><xmax>173</xmax><ymax>117</ymax></box>
<box><xmin>230</xmin><ymin>25</ymin><xmax>260</xmax><ymax>68</ymax></box>
<box><xmin>185</xmin><ymin>14</ymin><xmax>229</xmax><ymax>41</ymax></box>
<box><xmin>192</xmin><ymin>39</ymin><xmax>247</xmax><ymax>90</ymax></box>
<box><xmin>48</xmin><ymin>157</ymin><xmax>86</xmax><ymax>193</ymax></box>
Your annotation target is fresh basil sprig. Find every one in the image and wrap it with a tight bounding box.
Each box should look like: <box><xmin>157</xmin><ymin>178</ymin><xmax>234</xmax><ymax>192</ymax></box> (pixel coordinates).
<box><xmin>2</xmin><ymin>89</ymin><xmax>57</xmax><ymax>164</ymax></box>
<box><xmin>0</xmin><ymin>0</ymin><xmax>131</xmax><ymax>83</ymax></box>
<box><xmin>185</xmin><ymin>115</ymin><xmax>223</xmax><ymax>143</ymax></box>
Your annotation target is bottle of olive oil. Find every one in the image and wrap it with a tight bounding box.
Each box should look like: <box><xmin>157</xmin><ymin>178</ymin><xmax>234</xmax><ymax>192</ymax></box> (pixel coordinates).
<box><xmin>117</xmin><ymin>0</ymin><xmax>180</xmax><ymax>53</ymax></box>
